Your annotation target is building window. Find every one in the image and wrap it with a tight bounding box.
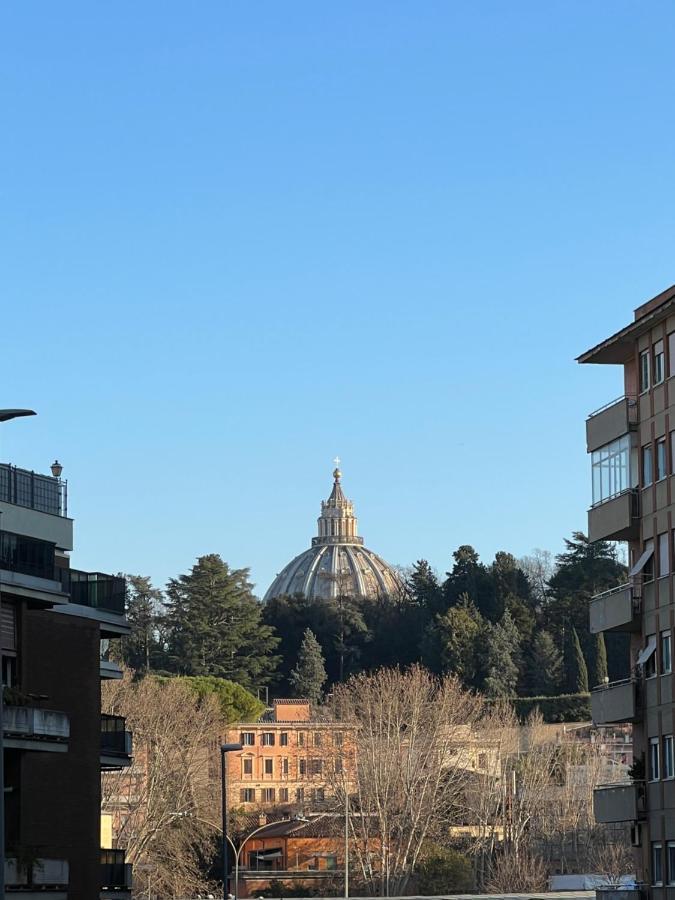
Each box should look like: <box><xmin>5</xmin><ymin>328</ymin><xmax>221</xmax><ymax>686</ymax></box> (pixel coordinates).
<box><xmin>641</xmin><ymin>350</ymin><xmax>651</xmax><ymax>391</ymax></box>
<box><xmin>660</xmin><ymin>533</ymin><xmax>670</xmax><ymax>577</ymax></box>
<box><xmin>264</xmin><ymin>758</ymin><xmax>273</xmax><ymax>775</ymax></box>
<box><xmin>241</xmin><ymin>788</ymin><xmax>256</xmax><ymax>803</ymax></box>
<box><xmin>298</xmin><ymin>732</ymin><xmax>305</xmax><ymax>747</ymax></box>
<box><xmin>262</xmin><ymin>788</ymin><xmax>276</xmax><ymax>803</ymax></box>
<box><xmin>241</xmin><ymin>732</ymin><xmax>255</xmax><ymax>746</ymax></box>
<box><xmin>280</xmin><ymin>732</ymin><xmax>288</xmax><ymax>746</ymax></box>
<box><xmin>664</xmin><ymin>735</ymin><xmax>674</xmax><ymax>779</ymax></box>
<box><xmin>644</xmin><ymin>539</ymin><xmax>655</xmax><ymax>582</ymax></box>
<box><xmin>592</xmin><ymin>435</ymin><xmax>631</xmax><ymax>504</ymax></box>
<box><xmin>662</xmin><ymin>631</ymin><xmax>672</xmax><ymax>675</ymax></box>
<box><xmin>282</xmin><ymin>758</ymin><xmax>289</xmax><ymax>776</ymax></box>
<box><xmin>658</xmin><ymin>438</ymin><xmax>668</xmax><ymax>480</ymax></box>
<box><xmin>645</xmin><ymin>633</ymin><xmax>658</xmax><ymax>678</ymax></box>
<box><xmin>667</xmin><ymin>842</ymin><xmax>675</xmax><ymax>885</ymax></box>
<box><xmin>335</xmin><ymin>758</ymin><xmax>343</xmax><ymax>775</ymax></box>
<box><xmin>299</xmin><ymin>759</ymin><xmax>307</xmax><ymax>776</ymax></box>
<box><xmin>643</xmin><ymin>444</ymin><xmax>654</xmax><ymax>487</ymax></box>
<box><xmin>262</xmin><ymin>732</ymin><xmax>275</xmax><ymax>746</ymax></box>
<box><xmin>333</xmin><ymin>731</ymin><xmax>343</xmax><ymax>747</ymax></box>
<box><xmin>650</xmin><ymin>737</ymin><xmax>661</xmax><ymax>781</ymax></box>
<box><xmin>243</xmin><ymin>758</ymin><xmax>253</xmax><ymax>776</ymax></box>
<box><xmin>653</xmin><ymin>842</ymin><xmax>664</xmax><ymax>885</ymax></box>
<box><xmin>312</xmin><ymin>788</ymin><xmax>325</xmax><ymax>803</ymax></box>
<box><xmin>670</xmin><ymin>333</ymin><xmax>675</xmax><ymax>377</ymax></box>
<box><xmin>295</xmin><ymin>788</ymin><xmax>305</xmax><ymax>803</ymax></box>
<box><xmin>654</xmin><ymin>340</ymin><xmax>665</xmax><ymax>385</ymax></box>
<box><xmin>314</xmin><ymin>733</ymin><xmax>322</xmax><ymax>748</ymax></box>
<box><xmin>279</xmin><ymin>788</ymin><xmax>289</xmax><ymax>802</ymax></box>
<box><xmin>310</xmin><ymin>759</ymin><xmax>323</xmax><ymax>776</ymax></box>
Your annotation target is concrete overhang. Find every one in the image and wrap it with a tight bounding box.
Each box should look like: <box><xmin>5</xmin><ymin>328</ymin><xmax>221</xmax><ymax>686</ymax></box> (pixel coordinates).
<box><xmin>577</xmin><ymin>286</ymin><xmax>675</xmax><ymax>365</ymax></box>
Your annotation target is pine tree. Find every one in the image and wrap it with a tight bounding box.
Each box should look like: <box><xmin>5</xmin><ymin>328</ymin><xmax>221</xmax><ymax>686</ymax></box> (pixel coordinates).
<box><xmin>481</xmin><ymin>610</ymin><xmax>520</xmax><ymax>697</ymax></box>
<box><xmin>289</xmin><ymin>628</ymin><xmax>327</xmax><ymax>703</ymax></box>
<box><xmin>123</xmin><ymin>575</ymin><xmax>163</xmax><ymax>673</ymax></box>
<box><xmin>592</xmin><ymin>632</ymin><xmax>608</xmax><ymax>688</ymax></box>
<box><xmin>524</xmin><ymin>630</ymin><xmax>562</xmax><ymax>696</ymax></box>
<box><xmin>409</xmin><ymin>560</ymin><xmax>444</xmax><ymax>615</ymax></box>
<box><xmin>163</xmin><ymin>554</ymin><xmax>279</xmax><ymax>689</ymax></box>
<box><xmin>565</xmin><ymin>627</ymin><xmax>589</xmax><ymax>694</ymax></box>
<box><xmin>423</xmin><ymin>595</ymin><xmax>483</xmax><ymax>685</ymax></box>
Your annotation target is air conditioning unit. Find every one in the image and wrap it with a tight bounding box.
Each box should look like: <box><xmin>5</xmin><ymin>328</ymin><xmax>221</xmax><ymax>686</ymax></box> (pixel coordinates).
<box><xmin>631</xmin><ymin>823</ymin><xmax>642</xmax><ymax>846</ymax></box>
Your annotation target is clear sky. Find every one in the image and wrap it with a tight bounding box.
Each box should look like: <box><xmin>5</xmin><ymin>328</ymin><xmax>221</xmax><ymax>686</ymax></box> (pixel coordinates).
<box><xmin>2</xmin><ymin>2</ymin><xmax>674</xmax><ymax>596</ymax></box>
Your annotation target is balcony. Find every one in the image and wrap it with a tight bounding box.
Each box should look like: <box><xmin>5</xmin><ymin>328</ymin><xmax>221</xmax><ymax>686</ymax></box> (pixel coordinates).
<box><xmin>588</xmin><ymin>489</ymin><xmax>639</xmax><ymax>543</ymax></box>
<box><xmin>101</xmin><ymin>714</ymin><xmax>133</xmax><ymax>769</ymax></box>
<box><xmin>5</xmin><ymin>857</ymin><xmax>69</xmax><ymax>892</ymax></box>
<box><xmin>58</xmin><ymin>569</ymin><xmax>126</xmax><ymax>614</ymax></box>
<box><xmin>0</xmin><ymin>463</ymin><xmax>67</xmax><ymax>517</ymax></box>
<box><xmin>594</xmin><ymin>781</ymin><xmax>645</xmax><ymax>823</ymax></box>
<box><xmin>586</xmin><ymin>395</ymin><xmax>638</xmax><ymax>453</ymax></box>
<box><xmin>101</xmin><ymin>849</ymin><xmax>132</xmax><ymax>893</ymax></box>
<box><xmin>4</xmin><ymin>704</ymin><xmax>70</xmax><ymax>752</ymax></box>
<box><xmin>590</xmin><ymin>583</ymin><xmax>641</xmax><ymax>634</ymax></box>
<box><xmin>592</xmin><ymin>678</ymin><xmax>639</xmax><ymax>725</ymax></box>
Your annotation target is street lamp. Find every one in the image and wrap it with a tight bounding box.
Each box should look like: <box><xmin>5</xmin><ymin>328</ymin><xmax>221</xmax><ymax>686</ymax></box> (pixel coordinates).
<box><xmin>221</xmin><ymin>742</ymin><xmax>242</xmax><ymax>900</ymax></box>
<box><xmin>0</xmin><ymin>409</ymin><xmax>36</xmax><ymax>900</ymax></box>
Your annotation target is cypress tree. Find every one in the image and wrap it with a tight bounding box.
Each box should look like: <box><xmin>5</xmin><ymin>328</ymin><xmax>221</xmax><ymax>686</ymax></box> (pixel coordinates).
<box><xmin>566</xmin><ymin>627</ymin><xmax>589</xmax><ymax>694</ymax></box>
<box><xmin>289</xmin><ymin>628</ymin><xmax>327</xmax><ymax>704</ymax></box>
<box><xmin>592</xmin><ymin>631</ymin><xmax>609</xmax><ymax>688</ymax></box>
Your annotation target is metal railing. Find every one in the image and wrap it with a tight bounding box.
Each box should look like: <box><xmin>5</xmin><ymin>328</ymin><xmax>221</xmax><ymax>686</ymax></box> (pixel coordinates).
<box><xmin>0</xmin><ymin>530</ymin><xmax>57</xmax><ymax>582</ymax></box>
<box><xmin>5</xmin><ymin>858</ymin><xmax>69</xmax><ymax>888</ymax></box>
<box><xmin>587</xmin><ymin>394</ymin><xmax>638</xmax><ymax>422</ymax></box>
<box><xmin>4</xmin><ymin>706</ymin><xmax>70</xmax><ymax>740</ymax></box>
<box><xmin>101</xmin><ymin>714</ymin><xmax>133</xmax><ymax>757</ymax></box>
<box><xmin>0</xmin><ymin>463</ymin><xmax>67</xmax><ymax>516</ymax></box>
<box><xmin>101</xmin><ymin>849</ymin><xmax>132</xmax><ymax>890</ymax></box>
<box><xmin>58</xmin><ymin>568</ymin><xmax>126</xmax><ymax>614</ymax></box>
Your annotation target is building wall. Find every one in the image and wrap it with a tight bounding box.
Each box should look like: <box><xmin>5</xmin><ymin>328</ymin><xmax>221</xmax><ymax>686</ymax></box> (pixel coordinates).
<box><xmin>19</xmin><ymin>606</ymin><xmax>102</xmax><ymax>899</ymax></box>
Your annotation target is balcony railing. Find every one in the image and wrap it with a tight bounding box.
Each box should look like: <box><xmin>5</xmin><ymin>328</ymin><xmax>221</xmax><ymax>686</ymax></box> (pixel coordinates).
<box><xmin>588</xmin><ymin>488</ymin><xmax>640</xmax><ymax>543</ymax></box>
<box><xmin>590</xmin><ymin>582</ymin><xmax>641</xmax><ymax>634</ymax></box>
<box><xmin>5</xmin><ymin>857</ymin><xmax>69</xmax><ymax>889</ymax></box>
<box><xmin>0</xmin><ymin>463</ymin><xmax>67</xmax><ymax>517</ymax></box>
<box><xmin>101</xmin><ymin>714</ymin><xmax>133</xmax><ymax>765</ymax></box>
<box><xmin>101</xmin><ymin>849</ymin><xmax>132</xmax><ymax>891</ymax></box>
<box><xmin>0</xmin><ymin>530</ymin><xmax>57</xmax><ymax>582</ymax></box>
<box><xmin>4</xmin><ymin>705</ymin><xmax>70</xmax><ymax>741</ymax></box>
<box><xmin>594</xmin><ymin>780</ymin><xmax>646</xmax><ymax>823</ymax></box>
<box><xmin>591</xmin><ymin>677</ymin><xmax>640</xmax><ymax>725</ymax></box>
<box><xmin>58</xmin><ymin>568</ymin><xmax>126</xmax><ymax>614</ymax></box>
<box><xmin>587</xmin><ymin>394</ymin><xmax>638</xmax><ymax>421</ymax></box>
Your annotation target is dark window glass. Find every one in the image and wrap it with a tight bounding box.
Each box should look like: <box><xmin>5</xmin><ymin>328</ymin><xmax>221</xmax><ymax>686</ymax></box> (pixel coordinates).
<box><xmin>643</xmin><ymin>445</ymin><xmax>654</xmax><ymax>486</ymax></box>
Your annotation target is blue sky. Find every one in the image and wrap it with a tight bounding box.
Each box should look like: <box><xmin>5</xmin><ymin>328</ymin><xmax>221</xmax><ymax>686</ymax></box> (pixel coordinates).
<box><xmin>2</xmin><ymin>2</ymin><xmax>674</xmax><ymax>595</ymax></box>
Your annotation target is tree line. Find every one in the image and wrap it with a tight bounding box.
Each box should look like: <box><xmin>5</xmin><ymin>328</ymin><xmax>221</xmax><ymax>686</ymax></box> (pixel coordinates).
<box><xmin>119</xmin><ymin>531</ymin><xmax>629</xmax><ymax>703</ymax></box>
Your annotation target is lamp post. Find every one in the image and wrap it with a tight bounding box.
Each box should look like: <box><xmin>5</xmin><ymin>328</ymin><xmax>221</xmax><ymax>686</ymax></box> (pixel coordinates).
<box><xmin>0</xmin><ymin>409</ymin><xmax>36</xmax><ymax>900</ymax></box>
<box><xmin>221</xmin><ymin>743</ymin><xmax>242</xmax><ymax>900</ymax></box>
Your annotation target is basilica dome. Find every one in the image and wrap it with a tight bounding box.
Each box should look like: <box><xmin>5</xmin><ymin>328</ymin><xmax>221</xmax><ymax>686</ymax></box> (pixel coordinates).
<box><xmin>263</xmin><ymin>467</ymin><xmax>402</xmax><ymax>602</ymax></box>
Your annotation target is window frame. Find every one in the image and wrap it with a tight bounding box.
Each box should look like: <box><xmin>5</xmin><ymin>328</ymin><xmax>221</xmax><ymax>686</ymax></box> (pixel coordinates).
<box><xmin>662</xmin><ymin>630</ymin><xmax>672</xmax><ymax>675</ymax></box>
<box><xmin>643</xmin><ymin>444</ymin><xmax>654</xmax><ymax>487</ymax></box>
<box><xmin>658</xmin><ymin>437</ymin><xmax>668</xmax><ymax>480</ymax></box>
<box><xmin>640</xmin><ymin>349</ymin><xmax>651</xmax><ymax>392</ymax></box>
<box><xmin>650</xmin><ymin>736</ymin><xmax>661</xmax><ymax>781</ymax></box>
<box><xmin>667</xmin><ymin>841</ymin><xmax>675</xmax><ymax>885</ymax></box>
<box><xmin>280</xmin><ymin>732</ymin><xmax>288</xmax><ymax>747</ymax></box>
<box><xmin>264</xmin><ymin>758</ymin><xmax>274</xmax><ymax>775</ymax></box>
<box><xmin>659</xmin><ymin>532</ymin><xmax>670</xmax><ymax>578</ymax></box>
<box><xmin>653</xmin><ymin>841</ymin><xmax>664</xmax><ymax>886</ymax></box>
<box><xmin>242</xmin><ymin>757</ymin><xmax>253</xmax><ymax>776</ymax></box>
<box><xmin>262</xmin><ymin>732</ymin><xmax>275</xmax><ymax>747</ymax></box>
<box><xmin>241</xmin><ymin>732</ymin><xmax>255</xmax><ymax>746</ymax></box>
<box><xmin>664</xmin><ymin>735</ymin><xmax>674</xmax><ymax>780</ymax></box>
<box><xmin>654</xmin><ymin>339</ymin><xmax>665</xmax><ymax>385</ymax></box>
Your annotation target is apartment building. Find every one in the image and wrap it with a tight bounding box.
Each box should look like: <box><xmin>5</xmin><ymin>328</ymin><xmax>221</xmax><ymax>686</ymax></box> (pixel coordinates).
<box><xmin>579</xmin><ymin>285</ymin><xmax>675</xmax><ymax>898</ymax></box>
<box><xmin>0</xmin><ymin>454</ymin><xmax>132</xmax><ymax>899</ymax></box>
<box><xmin>226</xmin><ymin>699</ymin><xmax>349</xmax><ymax>812</ymax></box>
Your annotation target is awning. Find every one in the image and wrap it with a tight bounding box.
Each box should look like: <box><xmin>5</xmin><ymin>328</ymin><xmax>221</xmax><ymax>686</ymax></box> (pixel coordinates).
<box><xmin>637</xmin><ymin>635</ymin><xmax>657</xmax><ymax>667</ymax></box>
<box><xmin>630</xmin><ymin>546</ymin><xmax>654</xmax><ymax>577</ymax></box>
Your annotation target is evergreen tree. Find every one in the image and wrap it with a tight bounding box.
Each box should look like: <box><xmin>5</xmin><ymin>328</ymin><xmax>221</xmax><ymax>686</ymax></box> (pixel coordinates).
<box><xmin>289</xmin><ymin>628</ymin><xmax>327</xmax><ymax>703</ymax></box>
<box><xmin>564</xmin><ymin>627</ymin><xmax>589</xmax><ymax>694</ymax></box>
<box><xmin>592</xmin><ymin>632</ymin><xmax>609</xmax><ymax>688</ymax></box>
<box><xmin>409</xmin><ymin>560</ymin><xmax>444</xmax><ymax>616</ymax></box>
<box><xmin>422</xmin><ymin>595</ymin><xmax>483</xmax><ymax>684</ymax></box>
<box><xmin>122</xmin><ymin>575</ymin><xmax>163</xmax><ymax>673</ymax></box>
<box><xmin>481</xmin><ymin>610</ymin><xmax>520</xmax><ymax>697</ymax></box>
<box><xmin>524</xmin><ymin>630</ymin><xmax>562</xmax><ymax>696</ymax></box>
<box><xmin>163</xmin><ymin>554</ymin><xmax>279</xmax><ymax>689</ymax></box>
<box><xmin>444</xmin><ymin>545</ymin><xmax>499</xmax><ymax>621</ymax></box>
